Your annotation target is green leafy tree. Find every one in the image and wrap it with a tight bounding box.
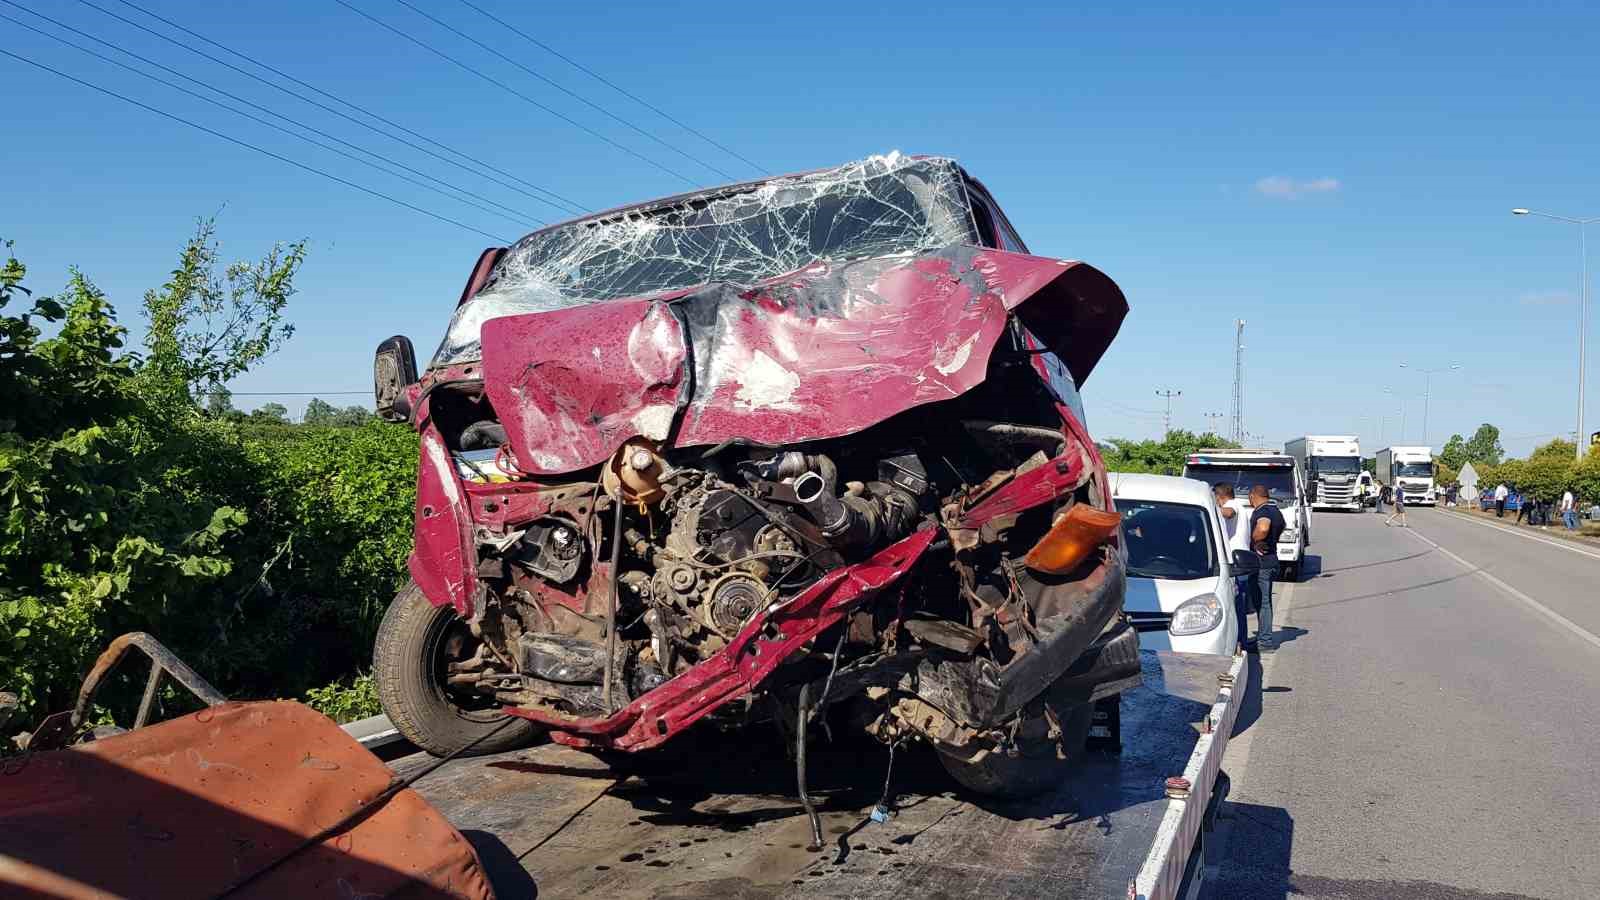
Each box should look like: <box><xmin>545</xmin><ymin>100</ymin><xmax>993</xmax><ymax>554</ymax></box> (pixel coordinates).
<box><xmin>1440</xmin><ymin>434</ymin><xmax>1467</xmax><ymax>470</ymax></box>
<box><xmin>248</xmin><ymin>402</ymin><xmax>290</xmax><ymax>425</ymax></box>
<box><xmin>1102</xmin><ymin>429</ymin><xmax>1238</xmax><ymax>474</ymax></box>
<box><xmin>1462</xmin><ymin>424</ymin><xmax>1504</xmax><ymax>466</ymax></box>
<box><xmin>141</xmin><ymin>218</ymin><xmax>307</xmax><ymax>401</ymax></box>
<box><xmin>304</xmin><ymin>398</ymin><xmax>373</xmax><ymax>427</ymax></box>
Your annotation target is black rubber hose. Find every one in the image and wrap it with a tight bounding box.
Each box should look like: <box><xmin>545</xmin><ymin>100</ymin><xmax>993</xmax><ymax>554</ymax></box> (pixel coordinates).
<box><xmin>796</xmin><ymin>681</ymin><xmax>825</xmax><ymax>851</ymax></box>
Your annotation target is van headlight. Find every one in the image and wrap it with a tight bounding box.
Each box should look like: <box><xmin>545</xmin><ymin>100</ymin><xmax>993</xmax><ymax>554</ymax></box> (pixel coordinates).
<box><xmin>1169</xmin><ymin>593</ymin><xmax>1224</xmax><ymax>636</ymax></box>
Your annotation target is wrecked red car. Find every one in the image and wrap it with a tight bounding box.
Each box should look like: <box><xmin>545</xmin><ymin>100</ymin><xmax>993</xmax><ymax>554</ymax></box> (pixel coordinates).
<box><xmin>371</xmin><ymin>153</ymin><xmax>1136</xmax><ymax>798</ymax></box>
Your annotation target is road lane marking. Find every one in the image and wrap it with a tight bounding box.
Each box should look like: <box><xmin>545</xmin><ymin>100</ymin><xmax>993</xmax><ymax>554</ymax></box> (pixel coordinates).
<box><xmin>1402</xmin><ymin>527</ymin><xmax>1600</xmax><ymax>653</ymax></box>
<box><xmin>1431</xmin><ymin>508</ymin><xmax>1600</xmax><ymax>562</ymax></box>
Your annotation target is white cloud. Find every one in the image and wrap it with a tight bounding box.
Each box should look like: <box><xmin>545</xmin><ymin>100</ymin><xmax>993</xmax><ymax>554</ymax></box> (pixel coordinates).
<box><xmin>1517</xmin><ymin>291</ymin><xmax>1573</xmax><ymax>307</ymax></box>
<box><xmin>1254</xmin><ymin>175</ymin><xmax>1341</xmax><ymax>199</ymax></box>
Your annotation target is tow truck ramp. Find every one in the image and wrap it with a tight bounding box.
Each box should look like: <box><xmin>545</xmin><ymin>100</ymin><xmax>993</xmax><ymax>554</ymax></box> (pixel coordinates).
<box><xmin>398</xmin><ymin>649</ymin><xmax>1247</xmax><ymax>899</ymax></box>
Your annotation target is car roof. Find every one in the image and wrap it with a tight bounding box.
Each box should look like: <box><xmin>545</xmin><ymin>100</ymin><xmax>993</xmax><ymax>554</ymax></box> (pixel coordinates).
<box><xmin>1108</xmin><ymin>472</ymin><xmax>1219</xmax><ymax>508</ymax></box>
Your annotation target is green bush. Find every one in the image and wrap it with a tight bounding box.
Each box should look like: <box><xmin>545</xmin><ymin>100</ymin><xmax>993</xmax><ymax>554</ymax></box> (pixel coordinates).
<box><xmin>0</xmin><ymin>235</ymin><xmax>419</xmax><ymax>741</ymax></box>
<box><xmin>304</xmin><ymin>672</ymin><xmax>381</xmax><ymax>724</ymax></box>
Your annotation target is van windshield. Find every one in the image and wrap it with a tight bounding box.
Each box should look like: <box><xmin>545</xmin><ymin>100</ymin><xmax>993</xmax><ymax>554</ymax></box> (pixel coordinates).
<box><xmin>431</xmin><ymin>154</ymin><xmax>977</xmax><ymax>366</ymax></box>
<box><xmin>1120</xmin><ymin>500</ymin><xmax>1218</xmax><ymax>580</ymax></box>
<box><xmin>1185</xmin><ymin>465</ymin><xmax>1298</xmax><ymax>506</ymax></box>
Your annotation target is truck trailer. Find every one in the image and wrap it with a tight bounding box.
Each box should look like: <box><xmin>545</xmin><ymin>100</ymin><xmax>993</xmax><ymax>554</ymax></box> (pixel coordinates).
<box><xmin>1376</xmin><ymin>446</ymin><xmax>1435</xmax><ymax>505</ymax></box>
<box><xmin>1285</xmin><ymin>435</ymin><xmax>1363</xmax><ymax>512</ymax></box>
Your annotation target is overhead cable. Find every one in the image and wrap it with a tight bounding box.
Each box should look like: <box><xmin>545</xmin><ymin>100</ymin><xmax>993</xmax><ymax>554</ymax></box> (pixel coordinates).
<box><xmin>1</xmin><ymin>48</ymin><xmax>513</xmax><ymax>243</ymax></box>
<box><xmin>84</xmin><ymin>0</ymin><xmax>586</xmax><ymax>216</ymax></box>
<box><xmin>334</xmin><ymin>0</ymin><xmax>699</xmax><ymax>188</ymax></box>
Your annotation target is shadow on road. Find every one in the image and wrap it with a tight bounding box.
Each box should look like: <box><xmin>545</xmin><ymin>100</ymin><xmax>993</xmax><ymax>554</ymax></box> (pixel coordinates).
<box><xmin>1312</xmin><ymin>546</ymin><xmax>1434</xmax><ymax>577</ymax></box>
<box><xmin>1294</xmin><ymin>567</ymin><xmax>1481</xmax><ymax>611</ymax></box>
<box><xmin>1201</xmin><ymin>801</ymin><xmax>1295</xmax><ymax>899</ymax></box>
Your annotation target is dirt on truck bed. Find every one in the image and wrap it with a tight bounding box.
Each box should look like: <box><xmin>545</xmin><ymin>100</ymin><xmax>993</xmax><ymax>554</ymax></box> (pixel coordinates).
<box><xmin>399</xmin><ymin>650</ymin><xmax>1241</xmax><ymax>900</ymax></box>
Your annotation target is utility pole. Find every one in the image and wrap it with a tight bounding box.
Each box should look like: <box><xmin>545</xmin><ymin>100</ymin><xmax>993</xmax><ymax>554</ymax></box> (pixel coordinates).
<box><xmin>1156</xmin><ymin>388</ymin><xmax>1183</xmax><ymax>436</ymax></box>
<box><xmin>1203</xmin><ymin>412</ymin><xmax>1227</xmax><ymax>435</ymax></box>
<box><xmin>1231</xmin><ymin>319</ymin><xmax>1246</xmax><ymax>444</ymax></box>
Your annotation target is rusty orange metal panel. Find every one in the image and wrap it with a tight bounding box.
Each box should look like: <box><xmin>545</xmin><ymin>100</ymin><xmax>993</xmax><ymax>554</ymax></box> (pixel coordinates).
<box><xmin>0</xmin><ymin>701</ymin><xmax>494</xmax><ymax>900</ymax></box>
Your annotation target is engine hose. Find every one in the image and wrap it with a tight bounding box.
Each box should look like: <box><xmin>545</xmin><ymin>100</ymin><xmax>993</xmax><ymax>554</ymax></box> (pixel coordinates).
<box><xmin>602</xmin><ymin>500</ymin><xmax>624</xmax><ymax>714</ymax></box>
<box><xmin>796</xmin><ymin>680</ymin><xmax>825</xmax><ymax>852</ymax></box>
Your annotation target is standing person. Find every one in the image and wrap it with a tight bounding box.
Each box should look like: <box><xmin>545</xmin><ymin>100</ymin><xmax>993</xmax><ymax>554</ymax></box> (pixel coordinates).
<box><xmin>1214</xmin><ymin>483</ymin><xmax>1254</xmax><ymax>650</ymax></box>
<box><xmin>1494</xmin><ymin>482</ymin><xmax>1509</xmax><ymax>518</ymax></box>
<box><xmin>1243</xmin><ymin>485</ymin><xmax>1286</xmax><ymax>653</ymax></box>
<box><xmin>1377</xmin><ymin>481</ymin><xmax>1391</xmax><ymax>514</ymax></box>
<box><xmin>1386</xmin><ymin>485</ymin><xmax>1408</xmax><ymax>527</ymax></box>
<box><xmin>1561</xmin><ymin>489</ymin><xmax>1578</xmax><ymax>531</ymax></box>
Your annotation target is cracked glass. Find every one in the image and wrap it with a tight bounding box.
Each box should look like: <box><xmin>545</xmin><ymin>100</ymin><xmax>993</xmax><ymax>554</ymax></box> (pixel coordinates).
<box><xmin>432</xmin><ymin>152</ymin><xmax>978</xmax><ymax>367</ymax></box>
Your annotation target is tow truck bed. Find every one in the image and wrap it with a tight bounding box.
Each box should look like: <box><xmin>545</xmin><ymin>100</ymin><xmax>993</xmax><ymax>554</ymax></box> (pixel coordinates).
<box><xmin>398</xmin><ymin>649</ymin><xmax>1246</xmax><ymax>900</ymax></box>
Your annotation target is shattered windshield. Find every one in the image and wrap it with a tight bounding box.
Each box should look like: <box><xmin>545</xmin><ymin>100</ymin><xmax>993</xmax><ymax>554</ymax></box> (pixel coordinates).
<box><xmin>433</xmin><ymin>153</ymin><xmax>978</xmax><ymax>366</ymax></box>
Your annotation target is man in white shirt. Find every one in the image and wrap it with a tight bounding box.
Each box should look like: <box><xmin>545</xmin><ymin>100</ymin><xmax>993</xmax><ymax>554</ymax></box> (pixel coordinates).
<box><xmin>1561</xmin><ymin>490</ymin><xmax>1578</xmax><ymax>531</ymax></box>
<box><xmin>1213</xmin><ymin>483</ymin><xmax>1254</xmax><ymax>650</ymax></box>
<box><xmin>1494</xmin><ymin>483</ymin><xmax>1509</xmax><ymax>518</ymax></box>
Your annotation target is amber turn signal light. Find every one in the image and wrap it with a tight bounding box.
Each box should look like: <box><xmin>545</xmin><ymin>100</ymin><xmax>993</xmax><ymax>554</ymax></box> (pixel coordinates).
<box><xmin>1024</xmin><ymin>504</ymin><xmax>1121</xmax><ymax>574</ymax></box>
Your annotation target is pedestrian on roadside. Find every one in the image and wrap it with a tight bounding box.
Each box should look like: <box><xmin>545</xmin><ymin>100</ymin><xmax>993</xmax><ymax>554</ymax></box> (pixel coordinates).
<box><xmin>1494</xmin><ymin>482</ymin><xmax>1509</xmax><ymax>518</ymax></box>
<box><xmin>1385</xmin><ymin>484</ymin><xmax>1408</xmax><ymax>527</ymax></box>
<box><xmin>1377</xmin><ymin>481</ymin><xmax>1391</xmax><ymax>514</ymax></box>
<box><xmin>1242</xmin><ymin>485</ymin><xmax>1286</xmax><ymax>653</ymax></box>
<box><xmin>1516</xmin><ymin>489</ymin><xmax>1533</xmax><ymax>525</ymax></box>
<box><xmin>1561</xmin><ymin>489</ymin><xmax>1578</xmax><ymax>531</ymax></box>
<box><xmin>1214</xmin><ymin>483</ymin><xmax>1254</xmax><ymax>649</ymax></box>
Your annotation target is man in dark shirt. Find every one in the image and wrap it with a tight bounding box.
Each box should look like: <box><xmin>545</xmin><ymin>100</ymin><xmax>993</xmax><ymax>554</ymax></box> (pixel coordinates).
<box><xmin>1243</xmin><ymin>485</ymin><xmax>1286</xmax><ymax>652</ymax></box>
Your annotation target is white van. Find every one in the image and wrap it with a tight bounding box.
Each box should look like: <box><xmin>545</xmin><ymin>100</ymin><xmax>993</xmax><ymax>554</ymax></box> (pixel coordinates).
<box><xmin>1110</xmin><ymin>473</ymin><xmax>1240</xmax><ymax>656</ymax></box>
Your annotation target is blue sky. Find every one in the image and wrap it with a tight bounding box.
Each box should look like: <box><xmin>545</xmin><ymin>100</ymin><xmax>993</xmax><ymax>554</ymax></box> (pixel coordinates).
<box><xmin>5</xmin><ymin>0</ymin><xmax>1598</xmax><ymax>457</ymax></box>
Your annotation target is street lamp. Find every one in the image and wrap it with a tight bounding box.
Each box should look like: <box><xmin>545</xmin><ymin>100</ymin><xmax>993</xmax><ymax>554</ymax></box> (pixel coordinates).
<box><xmin>1398</xmin><ymin>363</ymin><xmax>1461</xmax><ymax>448</ymax></box>
<box><xmin>1513</xmin><ymin>207</ymin><xmax>1595</xmax><ymax>461</ymax></box>
<box><xmin>1383</xmin><ymin>388</ymin><xmax>1406</xmax><ymax>443</ymax></box>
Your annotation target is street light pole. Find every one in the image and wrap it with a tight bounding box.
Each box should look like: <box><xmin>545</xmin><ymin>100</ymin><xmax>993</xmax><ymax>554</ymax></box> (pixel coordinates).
<box><xmin>1398</xmin><ymin>362</ymin><xmax>1460</xmax><ymax>448</ymax></box>
<box><xmin>1513</xmin><ymin>208</ymin><xmax>1595</xmax><ymax>461</ymax></box>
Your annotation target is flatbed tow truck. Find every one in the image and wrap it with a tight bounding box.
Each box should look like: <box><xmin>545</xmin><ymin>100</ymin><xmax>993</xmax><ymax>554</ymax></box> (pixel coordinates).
<box><xmin>387</xmin><ymin>648</ymin><xmax>1247</xmax><ymax>900</ymax></box>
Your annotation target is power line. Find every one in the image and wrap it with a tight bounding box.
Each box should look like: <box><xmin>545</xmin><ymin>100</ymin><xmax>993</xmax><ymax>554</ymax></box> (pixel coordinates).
<box><xmin>86</xmin><ymin>0</ymin><xmax>587</xmax><ymax>217</ymax></box>
<box><xmin>454</xmin><ymin>0</ymin><xmax>763</xmax><ymax>175</ymax></box>
<box><xmin>390</xmin><ymin>0</ymin><xmax>736</xmax><ymax>182</ymax></box>
<box><xmin>1</xmin><ymin>48</ymin><xmax>513</xmax><ymax>243</ymax></box>
<box><xmin>2</xmin><ymin>7</ymin><xmax>543</xmax><ymax>228</ymax></box>
<box><xmin>334</xmin><ymin>0</ymin><xmax>698</xmax><ymax>188</ymax></box>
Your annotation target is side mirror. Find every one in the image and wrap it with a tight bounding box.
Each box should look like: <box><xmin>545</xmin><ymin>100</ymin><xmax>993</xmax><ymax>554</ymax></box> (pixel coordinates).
<box><xmin>374</xmin><ymin>335</ymin><xmax>418</xmax><ymax>423</ymax></box>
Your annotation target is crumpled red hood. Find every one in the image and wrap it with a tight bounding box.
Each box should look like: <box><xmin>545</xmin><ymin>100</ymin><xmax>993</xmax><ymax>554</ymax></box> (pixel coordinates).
<box><xmin>480</xmin><ymin>246</ymin><xmax>1126</xmax><ymax>476</ymax></box>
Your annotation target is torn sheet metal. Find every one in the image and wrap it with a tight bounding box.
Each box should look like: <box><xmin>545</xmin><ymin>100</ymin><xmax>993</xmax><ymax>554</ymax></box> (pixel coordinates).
<box><xmin>0</xmin><ymin>701</ymin><xmax>494</xmax><ymax>900</ymax></box>
<box><xmin>478</xmin><ymin>245</ymin><xmax>1125</xmax><ymax>476</ymax></box>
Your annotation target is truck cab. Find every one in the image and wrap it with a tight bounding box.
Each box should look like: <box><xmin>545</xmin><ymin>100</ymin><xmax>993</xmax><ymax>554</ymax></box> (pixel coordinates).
<box><xmin>1182</xmin><ymin>449</ymin><xmax>1311</xmax><ymax>581</ymax></box>
<box><xmin>1377</xmin><ymin>446</ymin><xmax>1435</xmax><ymax>505</ymax></box>
<box><xmin>1286</xmin><ymin>435</ymin><xmax>1362</xmax><ymax>512</ymax></box>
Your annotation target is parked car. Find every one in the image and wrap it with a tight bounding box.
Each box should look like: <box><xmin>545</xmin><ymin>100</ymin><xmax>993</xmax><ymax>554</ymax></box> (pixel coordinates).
<box><xmin>1479</xmin><ymin>489</ymin><xmax>1524</xmax><ymax>512</ymax></box>
<box><xmin>1110</xmin><ymin>474</ymin><xmax>1239</xmax><ymax>656</ymax></box>
<box><xmin>369</xmin><ymin>153</ymin><xmax>1141</xmax><ymax>798</ymax></box>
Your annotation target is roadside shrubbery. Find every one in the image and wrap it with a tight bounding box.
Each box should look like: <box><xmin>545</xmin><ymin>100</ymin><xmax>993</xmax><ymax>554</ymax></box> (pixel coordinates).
<box><xmin>0</xmin><ymin>230</ymin><xmax>413</xmax><ymax>740</ymax></box>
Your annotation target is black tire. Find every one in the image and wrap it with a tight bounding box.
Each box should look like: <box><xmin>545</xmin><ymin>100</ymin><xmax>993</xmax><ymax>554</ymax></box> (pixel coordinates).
<box><xmin>936</xmin><ymin>703</ymin><xmax>1094</xmax><ymax>799</ymax></box>
<box><xmin>373</xmin><ymin>581</ymin><xmax>539</xmax><ymax>757</ymax></box>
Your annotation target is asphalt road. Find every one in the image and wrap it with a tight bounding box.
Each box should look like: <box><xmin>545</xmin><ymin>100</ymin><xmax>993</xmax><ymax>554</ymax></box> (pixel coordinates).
<box><xmin>1202</xmin><ymin>507</ymin><xmax>1600</xmax><ymax>899</ymax></box>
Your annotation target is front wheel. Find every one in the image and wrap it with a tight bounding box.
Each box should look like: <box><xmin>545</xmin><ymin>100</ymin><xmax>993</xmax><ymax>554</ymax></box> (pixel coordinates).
<box><xmin>373</xmin><ymin>581</ymin><xmax>539</xmax><ymax>757</ymax></box>
<box><xmin>936</xmin><ymin>703</ymin><xmax>1094</xmax><ymax>799</ymax></box>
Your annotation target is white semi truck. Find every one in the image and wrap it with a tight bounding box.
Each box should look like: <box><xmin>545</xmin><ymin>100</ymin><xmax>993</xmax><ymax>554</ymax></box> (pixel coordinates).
<box><xmin>1376</xmin><ymin>446</ymin><xmax>1436</xmax><ymax>505</ymax></box>
<box><xmin>1285</xmin><ymin>435</ymin><xmax>1363</xmax><ymax>512</ymax></box>
<box><xmin>1183</xmin><ymin>449</ymin><xmax>1311</xmax><ymax>582</ymax></box>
